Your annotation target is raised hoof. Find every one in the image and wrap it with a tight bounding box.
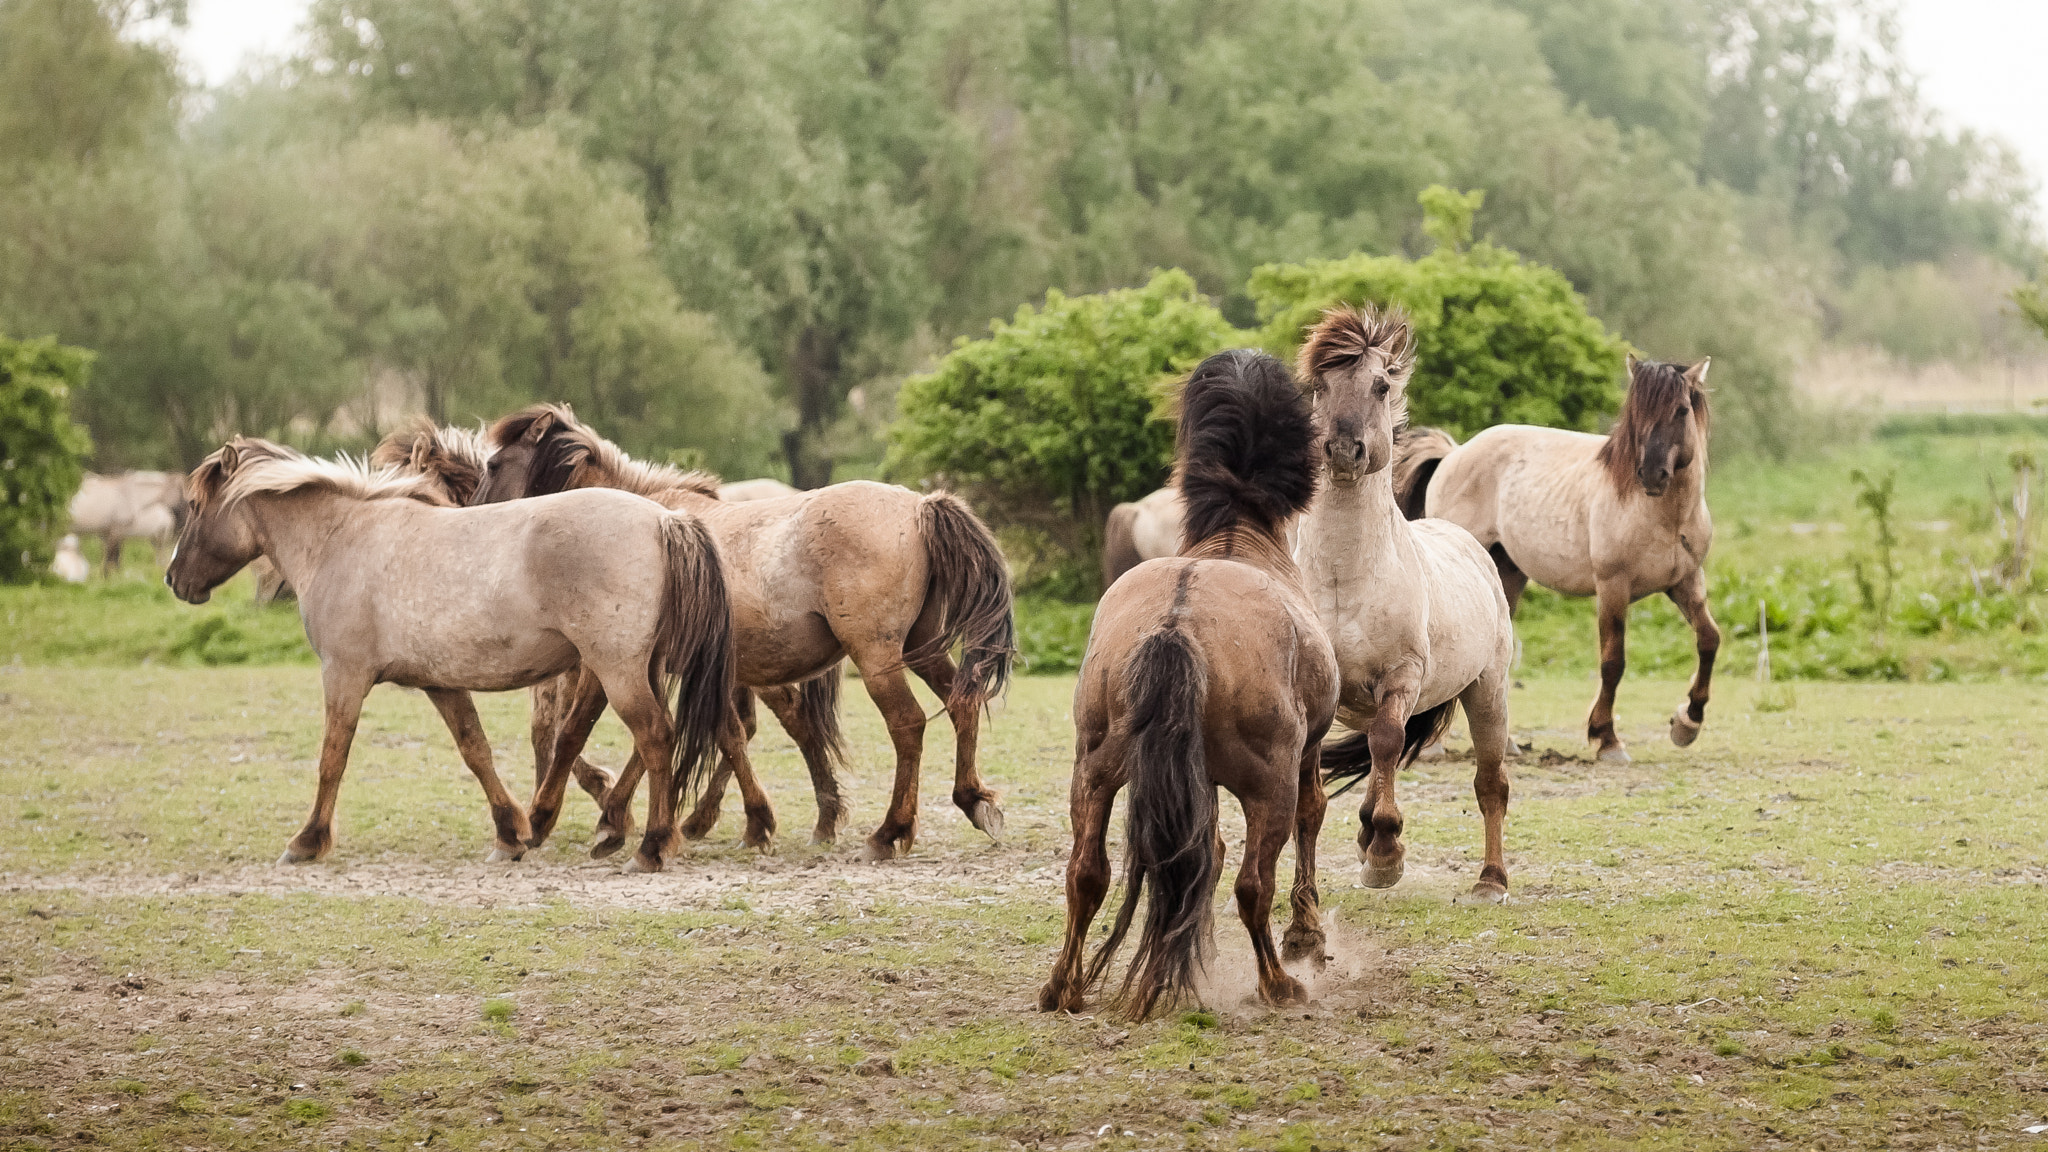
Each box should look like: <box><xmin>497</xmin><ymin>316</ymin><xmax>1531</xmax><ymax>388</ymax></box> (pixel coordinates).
<box><xmin>589</xmin><ymin>827</ymin><xmax>628</xmax><ymax>859</ymax></box>
<box><xmin>1670</xmin><ymin>709</ymin><xmax>1703</xmax><ymax>747</ymax></box>
<box><xmin>968</xmin><ymin>799</ymin><xmax>1005</xmax><ymax>842</ymax></box>
<box><xmin>1280</xmin><ymin>926</ymin><xmax>1327</xmax><ymax>964</ymax></box>
<box><xmin>1416</xmin><ymin>740</ymin><xmax>1447</xmax><ymax>763</ymax></box>
<box><xmin>1456</xmin><ymin>881</ymin><xmax>1509</xmax><ymax>906</ymax></box>
<box><xmin>1360</xmin><ymin>860</ymin><xmax>1405</xmax><ymax>889</ymax></box>
<box><xmin>677</xmin><ymin>812</ymin><xmax>719</xmax><ymax>842</ymax></box>
<box><xmin>486</xmin><ymin>845</ymin><xmax>525</xmax><ymax>864</ymax></box>
<box><xmin>1595</xmin><ymin>744</ymin><xmax>1632</xmax><ymax>765</ymax></box>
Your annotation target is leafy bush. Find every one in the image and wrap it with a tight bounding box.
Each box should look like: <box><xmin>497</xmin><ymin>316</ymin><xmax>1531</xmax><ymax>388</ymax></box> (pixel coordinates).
<box><xmin>0</xmin><ymin>335</ymin><xmax>93</xmax><ymax>582</ymax></box>
<box><xmin>887</xmin><ymin>269</ymin><xmax>1238</xmax><ymax>591</ymax></box>
<box><xmin>1248</xmin><ymin>187</ymin><xmax>1626</xmax><ymax>438</ymax></box>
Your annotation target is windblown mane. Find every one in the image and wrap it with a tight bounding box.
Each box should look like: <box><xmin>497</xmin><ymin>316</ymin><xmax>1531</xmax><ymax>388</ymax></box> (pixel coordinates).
<box><xmin>1297</xmin><ymin>303</ymin><xmax>1417</xmax><ymax>420</ymax></box>
<box><xmin>371</xmin><ymin>418</ymin><xmax>491</xmax><ymax>505</ymax></box>
<box><xmin>188</xmin><ymin>437</ymin><xmax>453</xmax><ymax>514</ymax></box>
<box><xmin>1596</xmin><ymin>359</ymin><xmax>1710</xmax><ymax>494</ymax></box>
<box><xmin>1175</xmin><ymin>349</ymin><xmax>1318</xmax><ymax>548</ymax></box>
<box><xmin>485</xmin><ymin>404</ymin><xmax>722</xmax><ymax>501</ymax></box>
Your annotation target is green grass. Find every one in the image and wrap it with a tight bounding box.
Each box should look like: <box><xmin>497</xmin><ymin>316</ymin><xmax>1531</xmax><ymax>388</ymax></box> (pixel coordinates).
<box><xmin>1</xmin><ymin>667</ymin><xmax>2045</xmax><ymax>1149</ymax></box>
<box><xmin>0</xmin><ymin>566</ymin><xmax>312</xmax><ymax>667</ymax></box>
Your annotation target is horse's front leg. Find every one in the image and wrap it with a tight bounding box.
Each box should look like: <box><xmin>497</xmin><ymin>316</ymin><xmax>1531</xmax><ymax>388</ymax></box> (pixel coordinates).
<box><xmin>1665</xmin><ymin>567</ymin><xmax>1720</xmax><ymax>748</ymax></box>
<box><xmin>679</xmin><ymin>685</ymin><xmax>754</xmax><ymax>842</ymax></box>
<box><xmin>1587</xmin><ymin>575</ymin><xmax>1632</xmax><ymax>763</ymax></box>
<box><xmin>1359</xmin><ymin>674</ymin><xmax>1421</xmax><ymax>888</ymax></box>
<box><xmin>425</xmin><ymin>688</ymin><xmax>532</xmax><ymax>862</ymax></box>
<box><xmin>757</xmin><ymin>677</ymin><xmax>850</xmax><ymax>845</ymax></box>
<box><xmin>280</xmin><ymin>670</ymin><xmax>372</xmax><ymax>864</ymax></box>
<box><xmin>1281</xmin><ymin>740</ymin><xmax>1330</xmax><ymax>963</ymax></box>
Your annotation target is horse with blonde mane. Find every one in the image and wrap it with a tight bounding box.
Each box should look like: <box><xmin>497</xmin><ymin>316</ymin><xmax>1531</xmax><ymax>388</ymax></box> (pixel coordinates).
<box><xmin>166</xmin><ymin>437</ymin><xmax>735</xmax><ymax>873</ymax></box>
<box><xmin>1396</xmin><ymin>355</ymin><xmax>1719</xmax><ymax>763</ymax></box>
<box><xmin>1294</xmin><ymin>306</ymin><xmax>1517</xmax><ymax>903</ymax></box>
<box><xmin>474</xmin><ymin>406</ymin><xmax>1016</xmax><ymax>861</ymax></box>
<box><xmin>1039</xmin><ymin>349</ymin><xmax>1337</xmax><ymax>1020</ymax></box>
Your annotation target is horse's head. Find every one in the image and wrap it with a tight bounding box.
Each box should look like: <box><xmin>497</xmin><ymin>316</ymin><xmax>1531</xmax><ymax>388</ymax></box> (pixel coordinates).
<box><xmin>475</xmin><ymin>404</ymin><xmax>591</xmax><ymax>505</ymax></box>
<box><xmin>1607</xmin><ymin>356</ymin><xmax>1710</xmax><ymax>498</ymax></box>
<box><xmin>165</xmin><ymin>440</ymin><xmax>265</xmax><ymax>604</ymax></box>
<box><xmin>1297</xmin><ymin>304</ymin><xmax>1416</xmax><ymax>487</ymax></box>
<box><xmin>372</xmin><ymin>419</ymin><xmax>487</xmax><ymax>505</ymax></box>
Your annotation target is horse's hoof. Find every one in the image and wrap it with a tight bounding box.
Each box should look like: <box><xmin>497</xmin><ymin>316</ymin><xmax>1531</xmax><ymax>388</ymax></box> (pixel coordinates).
<box><xmin>810</xmin><ymin>825</ymin><xmax>838</xmax><ymax>846</ymax></box>
<box><xmin>486</xmin><ymin>845</ymin><xmax>524</xmax><ymax>864</ymax></box>
<box><xmin>1280</xmin><ymin>927</ymin><xmax>1326</xmax><ymax>964</ymax></box>
<box><xmin>678</xmin><ymin>816</ymin><xmax>717</xmax><ymax>842</ymax></box>
<box><xmin>1360</xmin><ymin>860</ymin><xmax>1404</xmax><ymax>889</ymax></box>
<box><xmin>968</xmin><ymin>800</ymin><xmax>1005</xmax><ymax>842</ymax></box>
<box><xmin>622</xmin><ymin>851</ymin><xmax>663</xmax><ymax>874</ymax></box>
<box><xmin>1262</xmin><ymin>975</ymin><xmax>1310</xmax><ymax>1007</ymax></box>
<box><xmin>743</xmin><ymin>831</ymin><xmax>776</xmax><ymax>854</ymax></box>
<box><xmin>1416</xmin><ymin>740</ymin><xmax>1447</xmax><ymax>762</ymax></box>
<box><xmin>861</xmin><ymin>839</ymin><xmax>902</xmax><ymax>863</ymax></box>
<box><xmin>1596</xmin><ymin>744</ymin><xmax>1632</xmax><ymax>765</ymax></box>
<box><xmin>1456</xmin><ymin>881</ymin><xmax>1508</xmax><ymax>906</ymax></box>
<box><xmin>1670</xmin><ymin>710</ymin><xmax>1702</xmax><ymax>747</ymax></box>
<box><xmin>588</xmin><ymin>829</ymin><xmax>627</xmax><ymax>859</ymax></box>
<box><xmin>276</xmin><ymin>849</ymin><xmax>313</xmax><ymax>867</ymax></box>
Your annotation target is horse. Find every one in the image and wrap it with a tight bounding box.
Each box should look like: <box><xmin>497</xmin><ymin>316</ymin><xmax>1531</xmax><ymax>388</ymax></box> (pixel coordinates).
<box><xmin>474</xmin><ymin>406</ymin><xmax>1017</xmax><ymax>861</ymax></box>
<box><xmin>1039</xmin><ymin>348</ymin><xmax>1338</xmax><ymax>1019</ymax></box>
<box><xmin>165</xmin><ymin>437</ymin><xmax>736</xmax><ymax>874</ymax></box>
<box><xmin>52</xmin><ymin>535</ymin><xmax>90</xmax><ymax>583</ymax></box>
<box><xmin>1101</xmin><ymin>487</ymin><xmax>1183</xmax><ymax>590</ymax></box>
<box><xmin>1294</xmin><ymin>306</ymin><xmax>1517</xmax><ymax>903</ymax></box>
<box><xmin>718</xmin><ymin>478</ymin><xmax>800</xmax><ymax>502</ymax></box>
<box><xmin>69</xmin><ymin>471</ymin><xmax>185</xmax><ymax>574</ymax></box>
<box><xmin>1395</xmin><ymin>355</ymin><xmax>1718</xmax><ymax>763</ymax></box>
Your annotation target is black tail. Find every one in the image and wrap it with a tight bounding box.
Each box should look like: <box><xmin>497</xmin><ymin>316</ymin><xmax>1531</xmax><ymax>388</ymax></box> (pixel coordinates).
<box><xmin>1101</xmin><ymin>501</ymin><xmax>1144</xmax><ymax>593</ymax></box>
<box><xmin>908</xmin><ymin>493</ymin><xmax>1016</xmax><ymax>709</ymax></box>
<box><xmin>794</xmin><ymin>662</ymin><xmax>847</xmax><ymax>776</ymax></box>
<box><xmin>1321</xmin><ymin>700</ymin><xmax>1457</xmax><ymax>797</ymax></box>
<box><xmin>1085</xmin><ymin>629</ymin><xmax>1219</xmax><ymax>1019</ymax></box>
<box><xmin>653</xmin><ymin>514</ymin><xmax>737</xmax><ymax>805</ymax></box>
<box><xmin>1391</xmin><ymin>425</ymin><xmax>1457</xmax><ymax>521</ymax></box>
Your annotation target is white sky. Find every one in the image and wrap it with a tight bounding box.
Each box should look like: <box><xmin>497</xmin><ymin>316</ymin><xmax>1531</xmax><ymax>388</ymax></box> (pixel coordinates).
<box><xmin>174</xmin><ymin>0</ymin><xmax>2048</xmax><ymax>197</ymax></box>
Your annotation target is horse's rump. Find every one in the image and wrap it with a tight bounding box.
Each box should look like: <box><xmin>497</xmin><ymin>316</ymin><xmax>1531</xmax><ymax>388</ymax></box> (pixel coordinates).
<box><xmin>1101</xmin><ymin>502</ymin><xmax>1143</xmax><ymax>591</ymax></box>
<box><xmin>1392</xmin><ymin>425</ymin><xmax>1458</xmax><ymax>521</ymax></box>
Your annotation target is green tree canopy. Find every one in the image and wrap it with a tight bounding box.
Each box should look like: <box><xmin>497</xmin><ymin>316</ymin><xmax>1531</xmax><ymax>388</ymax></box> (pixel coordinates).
<box><xmin>0</xmin><ymin>335</ymin><xmax>94</xmax><ymax>582</ymax></box>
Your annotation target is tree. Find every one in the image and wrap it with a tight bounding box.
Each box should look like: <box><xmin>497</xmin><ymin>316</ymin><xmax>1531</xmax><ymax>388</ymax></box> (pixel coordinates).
<box><xmin>0</xmin><ymin>335</ymin><xmax>94</xmax><ymax>582</ymax></box>
<box><xmin>1251</xmin><ymin>188</ymin><xmax>1626</xmax><ymax>437</ymax></box>
<box><xmin>887</xmin><ymin>269</ymin><xmax>1237</xmax><ymax>590</ymax></box>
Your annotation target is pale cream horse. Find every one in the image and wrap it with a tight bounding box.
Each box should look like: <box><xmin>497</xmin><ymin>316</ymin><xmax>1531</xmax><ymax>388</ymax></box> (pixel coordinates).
<box><xmin>1401</xmin><ymin>356</ymin><xmax>1718</xmax><ymax>763</ymax></box>
<box><xmin>1100</xmin><ymin>487</ymin><xmax>1183</xmax><ymax>589</ymax></box>
<box><xmin>718</xmin><ymin>478</ymin><xmax>800</xmax><ymax>502</ymax></box>
<box><xmin>69</xmin><ymin>470</ymin><xmax>185</xmax><ymax>574</ymax></box>
<box><xmin>1294</xmin><ymin>306</ymin><xmax>1517</xmax><ymax>904</ymax></box>
<box><xmin>165</xmin><ymin>437</ymin><xmax>736</xmax><ymax>873</ymax></box>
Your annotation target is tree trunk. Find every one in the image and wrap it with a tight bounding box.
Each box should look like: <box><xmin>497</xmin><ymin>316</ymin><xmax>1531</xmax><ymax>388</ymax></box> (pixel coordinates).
<box><xmin>781</xmin><ymin>324</ymin><xmax>843</xmax><ymax>489</ymax></box>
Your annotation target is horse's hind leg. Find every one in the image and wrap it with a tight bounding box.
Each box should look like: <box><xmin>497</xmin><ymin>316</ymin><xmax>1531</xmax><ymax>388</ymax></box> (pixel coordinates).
<box><xmin>852</xmin><ymin>649</ymin><xmax>930</xmax><ymax>861</ymax></box>
<box><xmin>1281</xmin><ymin>742</ymin><xmax>1330</xmax><ymax>964</ymax></box>
<box><xmin>710</xmin><ymin>695</ymin><xmax>778</xmax><ymax>851</ymax></box>
<box><xmin>425</xmin><ymin>688</ymin><xmax>532</xmax><ymax>862</ymax></box>
<box><xmin>909</xmin><ymin>651</ymin><xmax>1003</xmax><ymax>841</ymax></box>
<box><xmin>679</xmin><ymin>686</ymin><xmax>754</xmax><ymax>842</ymax></box>
<box><xmin>1489</xmin><ymin>544</ymin><xmax>1529</xmax><ymax>616</ymax></box>
<box><xmin>531</xmin><ymin>673</ymin><xmax>613</xmax><ymax>807</ymax></box>
<box><xmin>529</xmin><ymin>670</ymin><xmax>633</xmax><ymax>855</ymax></box>
<box><xmin>1457</xmin><ymin>674</ymin><xmax>1513</xmax><ymax>905</ymax></box>
<box><xmin>1237</xmin><ymin>777</ymin><xmax>1307</xmax><ymax>1006</ymax></box>
<box><xmin>600</xmin><ymin>674</ymin><xmax>682</xmax><ymax>873</ymax></box>
<box><xmin>758</xmin><ymin>681</ymin><xmax>849</xmax><ymax>844</ymax></box>
<box><xmin>1038</xmin><ymin>753</ymin><xmax>1119</xmax><ymax>1014</ymax></box>
<box><xmin>1587</xmin><ymin>576</ymin><xmax>1632</xmax><ymax>763</ymax></box>
<box><xmin>280</xmin><ymin>670</ymin><xmax>372</xmax><ymax>865</ymax></box>
<box><xmin>1665</xmin><ymin>567</ymin><xmax>1720</xmax><ymax>748</ymax></box>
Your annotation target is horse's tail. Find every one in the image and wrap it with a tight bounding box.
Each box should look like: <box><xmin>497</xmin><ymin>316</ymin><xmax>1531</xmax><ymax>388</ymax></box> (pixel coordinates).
<box><xmin>795</xmin><ymin>663</ymin><xmax>847</xmax><ymax>776</ymax></box>
<box><xmin>1392</xmin><ymin>425</ymin><xmax>1458</xmax><ymax>521</ymax></box>
<box><xmin>1085</xmin><ymin>628</ymin><xmax>1219</xmax><ymax>1020</ymax></box>
<box><xmin>1101</xmin><ymin>501</ymin><xmax>1144</xmax><ymax>592</ymax></box>
<box><xmin>653</xmin><ymin>513</ymin><xmax>737</xmax><ymax>804</ymax></box>
<box><xmin>1321</xmin><ymin>700</ymin><xmax>1458</xmax><ymax>796</ymax></box>
<box><xmin>909</xmin><ymin>493</ymin><xmax>1016</xmax><ymax>708</ymax></box>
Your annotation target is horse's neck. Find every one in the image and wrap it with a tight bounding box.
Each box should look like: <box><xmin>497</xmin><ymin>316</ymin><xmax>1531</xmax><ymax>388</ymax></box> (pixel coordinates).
<box><xmin>1301</xmin><ymin>469</ymin><xmax>1409</xmax><ymax>579</ymax></box>
<box><xmin>1181</xmin><ymin>526</ymin><xmax>1299</xmax><ymax>582</ymax></box>
<box><xmin>245</xmin><ymin>491</ymin><xmax>358</xmax><ymax>593</ymax></box>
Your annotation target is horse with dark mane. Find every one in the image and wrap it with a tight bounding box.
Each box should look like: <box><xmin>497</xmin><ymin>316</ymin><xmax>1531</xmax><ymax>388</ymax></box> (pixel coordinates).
<box><xmin>166</xmin><ymin>437</ymin><xmax>735</xmax><ymax>873</ymax></box>
<box><xmin>1394</xmin><ymin>355</ymin><xmax>1719</xmax><ymax>762</ymax></box>
<box><xmin>1039</xmin><ymin>349</ymin><xmax>1337</xmax><ymax>1020</ymax></box>
<box><xmin>473</xmin><ymin>407</ymin><xmax>1016</xmax><ymax>860</ymax></box>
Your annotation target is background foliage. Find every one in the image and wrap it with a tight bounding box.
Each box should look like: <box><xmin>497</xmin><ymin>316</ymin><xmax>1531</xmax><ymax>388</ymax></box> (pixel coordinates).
<box><xmin>0</xmin><ymin>334</ymin><xmax>94</xmax><ymax>582</ymax></box>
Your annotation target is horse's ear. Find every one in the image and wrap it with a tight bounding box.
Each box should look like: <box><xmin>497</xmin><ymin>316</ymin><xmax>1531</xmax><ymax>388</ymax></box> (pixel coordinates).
<box><xmin>1625</xmin><ymin>352</ymin><xmax>1642</xmax><ymax>377</ymax></box>
<box><xmin>218</xmin><ymin>443</ymin><xmax>242</xmax><ymax>476</ymax></box>
<box><xmin>522</xmin><ymin>411</ymin><xmax>557</xmax><ymax>444</ymax></box>
<box><xmin>1685</xmin><ymin>357</ymin><xmax>1711</xmax><ymax>386</ymax></box>
<box><xmin>409</xmin><ymin>436</ymin><xmax>434</xmax><ymax>473</ymax></box>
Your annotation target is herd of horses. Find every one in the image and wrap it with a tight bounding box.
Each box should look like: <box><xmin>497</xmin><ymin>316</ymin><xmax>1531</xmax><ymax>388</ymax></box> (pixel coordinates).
<box><xmin>153</xmin><ymin>303</ymin><xmax>1716</xmax><ymax>1019</ymax></box>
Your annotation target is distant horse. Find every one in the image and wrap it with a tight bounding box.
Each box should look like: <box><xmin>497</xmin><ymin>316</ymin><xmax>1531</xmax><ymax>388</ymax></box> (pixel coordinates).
<box><xmin>475</xmin><ymin>406</ymin><xmax>1017</xmax><ymax>860</ymax></box>
<box><xmin>52</xmin><ymin>535</ymin><xmax>90</xmax><ymax>583</ymax></box>
<box><xmin>1101</xmin><ymin>487</ymin><xmax>1183</xmax><ymax>591</ymax></box>
<box><xmin>1039</xmin><ymin>349</ymin><xmax>1337</xmax><ymax>1019</ymax></box>
<box><xmin>69</xmin><ymin>471</ymin><xmax>185</xmax><ymax>574</ymax></box>
<box><xmin>718</xmin><ymin>478</ymin><xmax>800</xmax><ymax>502</ymax></box>
<box><xmin>166</xmin><ymin>437</ymin><xmax>735</xmax><ymax>873</ymax></box>
<box><xmin>1395</xmin><ymin>355</ymin><xmax>1718</xmax><ymax>762</ymax></box>
<box><xmin>1294</xmin><ymin>306</ymin><xmax>1517</xmax><ymax>903</ymax></box>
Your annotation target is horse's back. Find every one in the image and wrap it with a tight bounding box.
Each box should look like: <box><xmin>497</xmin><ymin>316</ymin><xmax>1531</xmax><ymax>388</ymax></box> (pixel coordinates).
<box><xmin>1429</xmin><ymin>424</ymin><xmax>1605</xmax><ymax>594</ymax></box>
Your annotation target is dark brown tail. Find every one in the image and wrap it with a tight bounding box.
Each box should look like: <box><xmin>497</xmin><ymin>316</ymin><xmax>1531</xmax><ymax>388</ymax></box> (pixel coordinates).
<box><xmin>1392</xmin><ymin>425</ymin><xmax>1458</xmax><ymax>521</ymax></box>
<box><xmin>653</xmin><ymin>514</ymin><xmax>737</xmax><ymax>805</ymax></box>
<box><xmin>909</xmin><ymin>493</ymin><xmax>1016</xmax><ymax>710</ymax></box>
<box><xmin>1101</xmin><ymin>502</ymin><xmax>1144</xmax><ymax>593</ymax></box>
<box><xmin>795</xmin><ymin>662</ymin><xmax>847</xmax><ymax>776</ymax></box>
<box><xmin>1322</xmin><ymin>699</ymin><xmax>1457</xmax><ymax>796</ymax></box>
<box><xmin>1085</xmin><ymin>629</ymin><xmax>1218</xmax><ymax>1020</ymax></box>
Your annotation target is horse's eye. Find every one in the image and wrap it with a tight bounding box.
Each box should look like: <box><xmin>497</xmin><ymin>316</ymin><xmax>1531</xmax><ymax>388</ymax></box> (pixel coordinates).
<box><xmin>1677</xmin><ymin>406</ymin><xmax>1690</xmax><ymax>417</ymax></box>
<box><xmin>1374</xmin><ymin>381</ymin><xmax>1390</xmax><ymax>398</ymax></box>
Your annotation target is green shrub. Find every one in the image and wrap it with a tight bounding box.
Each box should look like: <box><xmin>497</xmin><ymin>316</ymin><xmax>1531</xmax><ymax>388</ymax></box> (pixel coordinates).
<box><xmin>888</xmin><ymin>269</ymin><xmax>1239</xmax><ymax>593</ymax></box>
<box><xmin>0</xmin><ymin>335</ymin><xmax>94</xmax><ymax>582</ymax></box>
<box><xmin>1249</xmin><ymin>187</ymin><xmax>1626</xmax><ymax>439</ymax></box>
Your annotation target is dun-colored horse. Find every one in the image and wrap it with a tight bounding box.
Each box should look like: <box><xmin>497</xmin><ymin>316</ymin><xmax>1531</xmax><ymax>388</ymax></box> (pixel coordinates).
<box><xmin>474</xmin><ymin>407</ymin><xmax>1016</xmax><ymax>860</ymax></box>
<box><xmin>1040</xmin><ymin>349</ymin><xmax>1337</xmax><ymax>1019</ymax></box>
<box><xmin>1397</xmin><ymin>355</ymin><xmax>1718</xmax><ymax>762</ymax></box>
<box><xmin>1100</xmin><ymin>487</ymin><xmax>1182</xmax><ymax>590</ymax></box>
<box><xmin>166</xmin><ymin>437</ymin><xmax>736</xmax><ymax>873</ymax></box>
<box><xmin>70</xmin><ymin>471</ymin><xmax>185</xmax><ymax>574</ymax></box>
<box><xmin>1294</xmin><ymin>306</ymin><xmax>1517</xmax><ymax>903</ymax></box>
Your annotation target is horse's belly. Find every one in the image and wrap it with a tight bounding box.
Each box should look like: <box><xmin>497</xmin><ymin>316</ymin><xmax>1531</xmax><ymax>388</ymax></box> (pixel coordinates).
<box><xmin>379</xmin><ymin>632</ymin><xmax>579</xmax><ymax>692</ymax></box>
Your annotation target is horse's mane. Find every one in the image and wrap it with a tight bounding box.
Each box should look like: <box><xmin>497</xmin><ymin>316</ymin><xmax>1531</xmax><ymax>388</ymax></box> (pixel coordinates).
<box><xmin>1297</xmin><ymin>303</ymin><xmax>1417</xmax><ymax>421</ymax></box>
<box><xmin>1176</xmin><ymin>349</ymin><xmax>1318</xmax><ymax>547</ymax></box>
<box><xmin>189</xmin><ymin>437</ymin><xmax>453</xmax><ymax>513</ymax></box>
<box><xmin>486</xmin><ymin>404</ymin><xmax>722</xmax><ymax>501</ymax></box>
<box><xmin>370</xmin><ymin>418</ymin><xmax>491</xmax><ymax>505</ymax></box>
<box><xmin>1596</xmin><ymin>358</ymin><xmax>1710</xmax><ymax>494</ymax></box>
